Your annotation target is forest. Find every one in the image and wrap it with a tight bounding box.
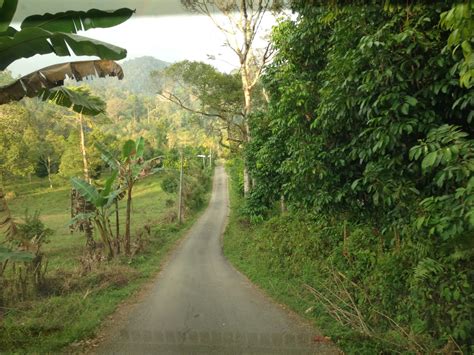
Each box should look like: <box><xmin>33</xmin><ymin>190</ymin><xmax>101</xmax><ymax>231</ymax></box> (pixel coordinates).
<box><xmin>0</xmin><ymin>0</ymin><xmax>473</xmax><ymax>353</ymax></box>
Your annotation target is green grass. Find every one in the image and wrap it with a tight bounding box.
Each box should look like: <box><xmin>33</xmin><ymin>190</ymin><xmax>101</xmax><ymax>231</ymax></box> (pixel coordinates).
<box><xmin>5</xmin><ymin>174</ymin><xmax>172</xmax><ymax>271</ymax></box>
<box><xmin>222</xmin><ymin>173</ymin><xmax>372</xmax><ymax>354</ymax></box>
<box><xmin>0</xmin><ymin>173</ymin><xmax>211</xmax><ymax>353</ymax></box>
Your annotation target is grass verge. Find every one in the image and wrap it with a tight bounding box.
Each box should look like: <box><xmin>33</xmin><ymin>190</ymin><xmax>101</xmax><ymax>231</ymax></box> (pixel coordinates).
<box><xmin>222</xmin><ymin>172</ymin><xmax>376</xmax><ymax>354</ymax></box>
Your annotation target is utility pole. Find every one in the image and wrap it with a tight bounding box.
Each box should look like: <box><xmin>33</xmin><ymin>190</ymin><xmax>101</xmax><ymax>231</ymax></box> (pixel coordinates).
<box><xmin>178</xmin><ymin>151</ymin><xmax>184</xmax><ymax>224</ymax></box>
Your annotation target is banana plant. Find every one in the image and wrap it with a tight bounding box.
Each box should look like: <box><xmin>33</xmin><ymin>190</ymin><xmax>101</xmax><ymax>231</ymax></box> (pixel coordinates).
<box><xmin>0</xmin><ymin>245</ymin><xmax>34</xmax><ymax>308</ymax></box>
<box><xmin>97</xmin><ymin>138</ymin><xmax>162</xmax><ymax>255</ymax></box>
<box><xmin>71</xmin><ymin>171</ymin><xmax>120</xmax><ymax>259</ymax></box>
<box><xmin>0</xmin><ymin>60</ymin><xmax>124</xmax><ymax>106</ymax></box>
<box><xmin>0</xmin><ymin>245</ymin><xmax>34</xmax><ymax>264</ymax></box>
<box><xmin>0</xmin><ymin>0</ymin><xmax>133</xmax><ymax>249</ymax></box>
<box><xmin>0</xmin><ymin>0</ymin><xmax>134</xmax><ymax>70</ymax></box>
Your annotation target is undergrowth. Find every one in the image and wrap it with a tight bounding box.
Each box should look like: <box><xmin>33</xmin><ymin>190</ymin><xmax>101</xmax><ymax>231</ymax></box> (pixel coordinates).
<box><xmin>223</xmin><ymin>163</ymin><xmax>473</xmax><ymax>354</ymax></box>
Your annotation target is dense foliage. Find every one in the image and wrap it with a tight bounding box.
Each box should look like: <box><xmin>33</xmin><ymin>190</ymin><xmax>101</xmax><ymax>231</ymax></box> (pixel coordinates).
<box><xmin>240</xmin><ymin>0</ymin><xmax>473</xmax><ymax>352</ymax></box>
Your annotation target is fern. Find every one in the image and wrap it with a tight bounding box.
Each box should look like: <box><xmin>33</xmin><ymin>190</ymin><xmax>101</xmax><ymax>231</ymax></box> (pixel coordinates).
<box><xmin>413</xmin><ymin>258</ymin><xmax>444</xmax><ymax>283</ymax></box>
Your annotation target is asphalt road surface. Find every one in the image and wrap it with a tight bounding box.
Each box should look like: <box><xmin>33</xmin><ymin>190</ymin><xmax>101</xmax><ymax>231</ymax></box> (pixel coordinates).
<box><xmin>97</xmin><ymin>166</ymin><xmax>339</xmax><ymax>354</ymax></box>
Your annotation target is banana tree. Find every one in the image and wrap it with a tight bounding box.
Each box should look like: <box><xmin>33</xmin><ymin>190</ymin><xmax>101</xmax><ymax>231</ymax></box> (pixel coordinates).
<box><xmin>97</xmin><ymin>138</ymin><xmax>162</xmax><ymax>256</ymax></box>
<box><xmin>0</xmin><ymin>245</ymin><xmax>34</xmax><ymax>274</ymax></box>
<box><xmin>44</xmin><ymin>86</ymin><xmax>107</xmax><ymax>250</ymax></box>
<box><xmin>52</xmin><ymin>86</ymin><xmax>106</xmax><ymax>182</ymax></box>
<box><xmin>0</xmin><ymin>60</ymin><xmax>124</xmax><ymax>105</ymax></box>
<box><xmin>0</xmin><ymin>0</ymin><xmax>134</xmax><ymax>71</ymax></box>
<box><xmin>0</xmin><ymin>245</ymin><xmax>34</xmax><ymax>309</ymax></box>
<box><xmin>71</xmin><ymin>171</ymin><xmax>120</xmax><ymax>259</ymax></box>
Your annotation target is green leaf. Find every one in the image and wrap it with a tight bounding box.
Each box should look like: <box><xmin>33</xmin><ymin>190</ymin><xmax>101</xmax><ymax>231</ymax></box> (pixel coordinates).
<box><xmin>71</xmin><ymin>177</ymin><xmax>100</xmax><ymax>205</ymax></box>
<box><xmin>0</xmin><ymin>0</ymin><xmax>18</xmax><ymax>33</ymax></box>
<box><xmin>416</xmin><ymin>216</ymin><xmax>426</xmax><ymax>229</ymax></box>
<box><xmin>39</xmin><ymin>86</ymin><xmax>105</xmax><ymax>116</ymax></box>
<box><xmin>67</xmin><ymin>212</ymin><xmax>95</xmax><ymax>226</ymax></box>
<box><xmin>95</xmin><ymin>142</ymin><xmax>119</xmax><ymax>170</ymax></box>
<box><xmin>0</xmin><ymin>60</ymin><xmax>123</xmax><ymax>105</ymax></box>
<box><xmin>401</xmin><ymin>103</ymin><xmax>409</xmax><ymax>115</ymax></box>
<box><xmin>102</xmin><ymin>171</ymin><xmax>118</xmax><ymax>198</ymax></box>
<box><xmin>0</xmin><ymin>245</ymin><xmax>34</xmax><ymax>262</ymax></box>
<box><xmin>21</xmin><ymin>8</ymin><xmax>134</xmax><ymax>34</ymax></box>
<box><xmin>122</xmin><ymin>140</ymin><xmax>136</xmax><ymax>159</ymax></box>
<box><xmin>350</xmin><ymin>179</ymin><xmax>359</xmax><ymax>190</ymax></box>
<box><xmin>135</xmin><ymin>137</ymin><xmax>145</xmax><ymax>158</ymax></box>
<box><xmin>0</xmin><ymin>27</ymin><xmax>127</xmax><ymax>70</ymax></box>
<box><xmin>421</xmin><ymin>151</ymin><xmax>437</xmax><ymax>170</ymax></box>
<box><xmin>406</xmin><ymin>96</ymin><xmax>418</xmax><ymax>106</ymax></box>
<box><xmin>105</xmin><ymin>190</ymin><xmax>121</xmax><ymax>209</ymax></box>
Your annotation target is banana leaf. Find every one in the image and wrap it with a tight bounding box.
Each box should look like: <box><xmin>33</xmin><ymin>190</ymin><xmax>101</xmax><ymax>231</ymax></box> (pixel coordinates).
<box><xmin>71</xmin><ymin>177</ymin><xmax>100</xmax><ymax>205</ymax></box>
<box><xmin>0</xmin><ymin>27</ymin><xmax>127</xmax><ymax>70</ymax></box>
<box><xmin>0</xmin><ymin>0</ymin><xmax>17</xmax><ymax>33</ymax></box>
<box><xmin>21</xmin><ymin>8</ymin><xmax>134</xmax><ymax>34</ymax></box>
<box><xmin>95</xmin><ymin>142</ymin><xmax>120</xmax><ymax>170</ymax></box>
<box><xmin>0</xmin><ymin>245</ymin><xmax>34</xmax><ymax>262</ymax></box>
<box><xmin>0</xmin><ymin>59</ymin><xmax>123</xmax><ymax>105</ymax></box>
<box><xmin>38</xmin><ymin>86</ymin><xmax>106</xmax><ymax>116</ymax></box>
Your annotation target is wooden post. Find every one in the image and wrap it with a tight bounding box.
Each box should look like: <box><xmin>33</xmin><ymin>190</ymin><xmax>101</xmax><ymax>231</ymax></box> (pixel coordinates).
<box><xmin>178</xmin><ymin>151</ymin><xmax>184</xmax><ymax>224</ymax></box>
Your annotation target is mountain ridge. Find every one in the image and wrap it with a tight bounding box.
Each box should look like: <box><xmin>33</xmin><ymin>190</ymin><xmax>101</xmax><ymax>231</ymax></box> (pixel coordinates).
<box><xmin>71</xmin><ymin>56</ymin><xmax>171</xmax><ymax>97</ymax></box>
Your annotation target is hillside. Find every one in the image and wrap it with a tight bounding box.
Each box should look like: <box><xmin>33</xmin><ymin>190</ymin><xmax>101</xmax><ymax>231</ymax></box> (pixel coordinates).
<box><xmin>71</xmin><ymin>56</ymin><xmax>170</xmax><ymax>97</ymax></box>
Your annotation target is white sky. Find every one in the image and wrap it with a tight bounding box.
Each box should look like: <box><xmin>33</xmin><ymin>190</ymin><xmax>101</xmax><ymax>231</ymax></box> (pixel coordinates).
<box><xmin>8</xmin><ymin>12</ymin><xmax>276</xmax><ymax>76</ymax></box>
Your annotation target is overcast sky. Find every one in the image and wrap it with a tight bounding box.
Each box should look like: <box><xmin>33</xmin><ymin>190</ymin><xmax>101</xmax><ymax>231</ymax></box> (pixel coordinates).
<box><xmin>7</xmin><ymin>1</ymin><xmax>277</xmax><ymax>76</ymax></box>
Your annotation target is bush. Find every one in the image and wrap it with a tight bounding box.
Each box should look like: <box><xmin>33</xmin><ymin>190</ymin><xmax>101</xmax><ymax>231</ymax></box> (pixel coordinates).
<box><xmin>160</xmin><ymin>174</ymin><xmax>178</xmax><ymax>194</ymax></box>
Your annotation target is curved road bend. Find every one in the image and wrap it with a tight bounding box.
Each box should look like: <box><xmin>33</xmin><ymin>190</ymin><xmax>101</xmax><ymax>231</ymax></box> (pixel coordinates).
<box><xmin>97</xmin><ymin>166</ymin><xmax>339</xmax><ymax>354</ymax></box>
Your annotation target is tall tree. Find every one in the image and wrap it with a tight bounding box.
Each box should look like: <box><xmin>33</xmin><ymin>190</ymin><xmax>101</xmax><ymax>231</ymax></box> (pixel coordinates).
<box><xmin>181</xmin><ymin>0</ymin><xmax>281</xmax><ymax>194</ymax></box>
<box><xmin>160</xmin><ymin>60</ymin><xmax>246</xmax><ymax>151</ymax></box>
<box><xmin>0</xmin><ymin>103</ymin><xmax>37</xmax><ymax>179</ymax></box>
<box><xmin>37</xmin><ymin>132</ymin><xmax>65</xmax><ymax>189</ymax></box>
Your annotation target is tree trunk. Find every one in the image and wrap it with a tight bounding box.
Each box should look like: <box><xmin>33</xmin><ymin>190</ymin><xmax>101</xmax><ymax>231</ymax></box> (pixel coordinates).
<box><xmin>78</xmin><ymin>113</ymin><xmax>95</xmax><ymax>251</ymax></box>
<box><xmin>243</xmin><ymin>165</ymin><xmax>251</xmax><ymax>196</ymax></box>
<box><xmin>84</xmin><ymin>221</ymin><xmax>95</xmax><ymax>252</ymax></box>
<box><xmin>178</xmin><ymin>152</ymin><xmax>184</xmax><ymax>224</ymax></box>
<box><xmin>46</xmin><ymin>156</ymin><xmax>53</xmax><ymax>189</ymax></box>
<box><xmin>124</xmin><ymin>184</ymin><xmax>132</xmax><ymax>256</ymax></box>
<box><xmin>0</xmin><ymin>187</ymin><xmax>17</xmax><ymax>239</ymax></box>
<box><xmin>115</xmin><ymin>199</ymin><xmax>120</xmax><ymax>254</ymax></box>
<box><xmin>280</xmin><ymin>195</ymin><xmax>287</xmax><ymax>214</ymax></box>
<box><xmin>78</xmin><ymin>113</ymin><xmax>90</xmax><ymax>182</ymax></box>
<box><xmin>241</xmin><ymin>71</ymin><xmax>254</xmax><ymax>196</ymax></box>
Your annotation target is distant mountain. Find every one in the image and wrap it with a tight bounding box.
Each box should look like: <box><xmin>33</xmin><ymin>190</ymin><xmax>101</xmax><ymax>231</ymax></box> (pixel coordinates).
<box><xmin>119</xmin><ymin>56</ymin><xmax>170</xmax><ymax>94</ymax></box>
<box><xmin>70</xmin><ymin>56</ymin><xmax>170</xmax><ymax>97</ymax></box>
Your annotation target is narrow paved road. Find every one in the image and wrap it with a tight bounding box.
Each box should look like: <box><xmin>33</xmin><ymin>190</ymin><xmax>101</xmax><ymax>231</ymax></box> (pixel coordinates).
<box><xmin>97</xmin><ymin>167</ymin><xmax>338</xmax><ymax>354</ymax></box>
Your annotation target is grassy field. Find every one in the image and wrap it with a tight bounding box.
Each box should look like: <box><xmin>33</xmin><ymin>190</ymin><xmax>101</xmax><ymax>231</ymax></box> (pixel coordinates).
<box><xmin>6</xmin><ymin>174</ymin><xmax>172</xmax><ymax>270</ymax></box>
<box><xmin>0</xmin><ymin>172</ymin><xmax>211</xmax><ymax>352</ymax></box>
